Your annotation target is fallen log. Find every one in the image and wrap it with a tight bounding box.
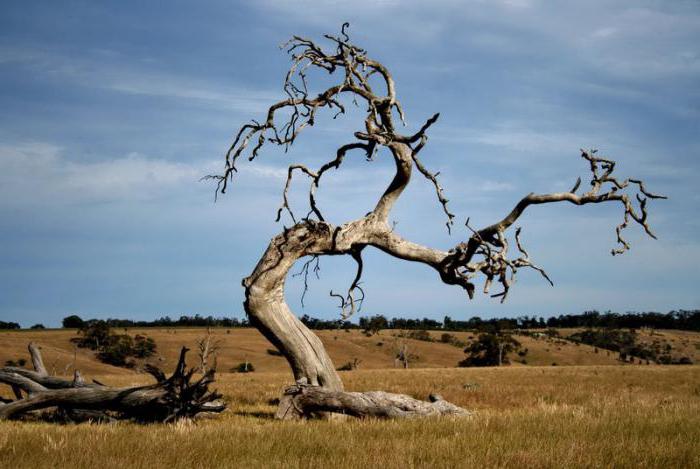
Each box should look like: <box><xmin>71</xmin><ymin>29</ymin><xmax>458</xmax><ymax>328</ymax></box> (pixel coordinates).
<box><xmin>275</xmin><ymin>379</ymin><xmax>471</xmax><ymax>420</ymax></box>
<box><xmin>0</xmin><ymin>343</ymin><xmax>225</xmax><ymax>422</ymax></box>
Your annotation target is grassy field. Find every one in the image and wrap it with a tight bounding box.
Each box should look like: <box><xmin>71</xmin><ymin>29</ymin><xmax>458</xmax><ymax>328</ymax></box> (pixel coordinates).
<box><xmin>1</xmin><ymin>328</ymin><xmax>699</xmax><ymax>468</ymax></box>
<box><xmin>0</xmin><ymin>366</ymin><xmax>698</xmax><ymax>468</ymax></box>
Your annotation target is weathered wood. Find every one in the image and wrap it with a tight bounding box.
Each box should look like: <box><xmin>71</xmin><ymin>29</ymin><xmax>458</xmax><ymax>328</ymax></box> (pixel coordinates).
<box><xmin>28</xmin><ymin>342</ymin><xmax>47</xmax><ymax>376</ymax></box>
<box><xmin>276</xmin><ymin>381</ymin><xmax>470</xmax><ymax>420</ymax></box>
<box><xmin>0</xmin><ymin>344</ymin><xmax>226</xmax><ymax>422</ymax></box>
<box><xmin>210</xmin><ymin>26</ymin><xmax>664</xmax><ymax>419</ymax></box>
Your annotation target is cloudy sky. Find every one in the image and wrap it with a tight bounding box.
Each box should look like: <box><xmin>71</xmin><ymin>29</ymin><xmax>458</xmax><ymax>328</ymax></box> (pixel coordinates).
<box><xmin>1</xmin><ymin>0</ymin><xmax>698</xmax><ymax>327</ymax></box>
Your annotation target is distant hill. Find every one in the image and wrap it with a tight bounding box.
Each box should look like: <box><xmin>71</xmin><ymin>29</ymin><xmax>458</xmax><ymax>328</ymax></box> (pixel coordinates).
<box><xmin>2</xmin><ymin>327</ymin><xmax>698</xmax><ymax>377</ymax></box>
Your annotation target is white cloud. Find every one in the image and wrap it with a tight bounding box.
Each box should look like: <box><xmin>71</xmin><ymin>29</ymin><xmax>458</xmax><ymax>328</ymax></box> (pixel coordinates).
<box><xmin>0</xmin><ymin>143</ymin><xmax>211</xmax><ymax>205</ymax></box>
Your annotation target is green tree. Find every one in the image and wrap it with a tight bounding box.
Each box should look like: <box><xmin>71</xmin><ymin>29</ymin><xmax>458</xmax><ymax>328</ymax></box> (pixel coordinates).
<box><xmin>459</xmin><ymin>333</ymin><xmax>521</xmax><ymax>367</ymax></box>
<box><xmin>76</xmin><ymin>320</ymin><xmax>112</xmax><ymax>350</ymax></box>
<box><xmin>62</xmin><ymin>315</ymin><xmax>85</xmax><ymax>329</ymax></box>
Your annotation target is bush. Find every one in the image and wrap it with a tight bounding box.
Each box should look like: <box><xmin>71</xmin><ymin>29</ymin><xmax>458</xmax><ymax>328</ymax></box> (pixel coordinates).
<box><xmin>440</xmin><ymin>332</ymin><xmax>466</xmax><ymax>348</ymax></box>
<box><xmin>232</xmin><ymin>362</ymin><xmax>255</xmax><ymax>373</ymax></box>
<box><xmin>132</xmin><ymin>335</ymin><xmax>157</xmax><ymax>358</ymax></box>
<box><xmin>337</xmin><ymin>358</ymin><xmax>361</xmax><ymax>371</ymax></box>
<box><xmin>97</xmin><ymin>335</ymin><xmax>135</xmax><ymax>367</ymax></box>
<box><xmin>4</xmin><ymin>358</ymin><xmax>27</xmax><ymax>367</ymax></box>
<box><xmin>71</xmin><ymin>321</ymin><xmax>156</xmax><ymax>368</ymax></box>
<box><xmin>440</xmin><ymin>333</ymin><xmax>454</xmax><ymax>343</ymax></box>
<box><xmin>0</xmin><ymin>321</ymin><xmax>21</xmax><ymax>330</ymax></box>
<box><xmin>30</xmin><ymin>323</ymin><xmax>45</xmax><ymax>329</ymax></box>
<box><xmin>407</xmin><ymin>330</ymin><xmax>433</xmax><ymax>342</ymax></box>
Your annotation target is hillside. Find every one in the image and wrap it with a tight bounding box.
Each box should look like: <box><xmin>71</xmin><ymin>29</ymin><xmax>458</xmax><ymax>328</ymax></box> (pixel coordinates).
<box><xmin>2</xmin><ymin>327</ymin><xmax>698</xmax><ymax>377</ymax></box>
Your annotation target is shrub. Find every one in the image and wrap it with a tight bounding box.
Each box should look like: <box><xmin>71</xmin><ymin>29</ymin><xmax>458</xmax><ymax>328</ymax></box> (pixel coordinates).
<box><xmin>132</xmin><ymin>335</ymin><xmax>157</xmax><ymax>358</ymax></box>
<box><xmin>407</xmin><ymin>330</ymin><xmax>433</xmax><ymax>342</ymax></box>
<box><xmin>71</xmin><ymin>322</ymin><xmax>156</xmax><ymax>368</ymax></box>
<box><xmin>440</xmin><ymin>332</ymin><xmax>466</xmax><ymax>348</ymax></box>
<box><xmin>4</xmin><ymin>358</ymin><xmax>27</xmax><ymax>367</ymax></box>
<box><xmin>30</xmin><ymin>323</ymin><xmax>45</xmax><ymax>329</ymax></box>
<box><xmin>232</xmin><ymin>362</ymin><xmax>255</xmax><ymax>373</ymax></box>
<box><xmin>97</xmin><ymin>335</ymin><xmax>135</xmax><ymax>367</ymax></box>
<box><xmin>440</xmin><ymin>333</ymin><xmax>455</xmax><ymax>343</ymax></box>
<box><xmin>337</xmin><ymin>358</ymin><xmax>361</xmax><ymax>371</ymax></box>
<box><xmin>0</xmin><ymin>321</ymin><xmax>21</xmax><ymax>330</ymax></box>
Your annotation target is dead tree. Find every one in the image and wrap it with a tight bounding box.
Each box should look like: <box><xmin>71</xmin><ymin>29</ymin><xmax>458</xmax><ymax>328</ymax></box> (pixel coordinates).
<box><xmin>276</xmin><ymin>380</ymin><xmax>469</xmax><ymax>420</ymax></box>
<box><xmin>196</xmin><ymin>327</ymin><xmax>222</xmax><ymax>374</ymax></box>
<box><xmin>395</xmin><ymin>344</ymin><xmax>409</xmax><ymax>369</ymax></box>
<box><xmin>208</xmin><ymin>24</ymin><xmax>665</xmax><ymax>418</ymax></box>
<box><xmin>0</xmin><ymin>343</ymin><xmax>225</xmax><ymax>422</ymax></box>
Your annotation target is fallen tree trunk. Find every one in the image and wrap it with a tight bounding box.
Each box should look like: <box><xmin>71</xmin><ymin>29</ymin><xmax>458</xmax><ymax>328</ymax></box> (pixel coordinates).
<box><xmin>275</xmin><ymin>380</ymin><xmax>470</xmax><ymax>420</ymax></box>
<box><xmin>0</xmin><ymin>343</ymin><xmax>225</xmax><ymax>422</ymax></box>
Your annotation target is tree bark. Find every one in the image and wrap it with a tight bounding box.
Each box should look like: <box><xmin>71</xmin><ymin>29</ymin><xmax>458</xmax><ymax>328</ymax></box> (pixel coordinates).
<box><xmin>243</xmin><ymin>222</ymin><xmax>345</xmax><ymax>391</ymax></box>
<box><xmin>275</xmin><ymin>381</ymin><xmax>470</xmax><ymax>420</ymax></box>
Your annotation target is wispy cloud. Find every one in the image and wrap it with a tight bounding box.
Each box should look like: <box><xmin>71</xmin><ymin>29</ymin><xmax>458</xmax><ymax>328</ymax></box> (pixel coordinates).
<box><xmin>0</xmin><ymin>143</ymin><xmax>209</xmax><ymax>205</ymax></box>
<box><xmin>0</xmin><ymin>45</ymin><xmax>279</xmax><ymax>113</ymax></box>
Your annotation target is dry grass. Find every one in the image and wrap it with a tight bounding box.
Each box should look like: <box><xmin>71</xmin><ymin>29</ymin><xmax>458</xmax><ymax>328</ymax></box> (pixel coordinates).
<box><xmin>5</xmin><ymin>326</ymin><xmax>691</xmax><ymax>375</ymax></box>
<box><xmin>1</xmin><ymin>366</ymin><xmax>699</xmax><ymax>468</ymax></box>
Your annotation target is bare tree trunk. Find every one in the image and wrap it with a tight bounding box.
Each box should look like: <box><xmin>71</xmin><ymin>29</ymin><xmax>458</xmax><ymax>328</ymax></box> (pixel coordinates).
<box><xmin>243</xmin><ymin>226</ymin><xmax>343</xmax><ymax>391</ymax></box>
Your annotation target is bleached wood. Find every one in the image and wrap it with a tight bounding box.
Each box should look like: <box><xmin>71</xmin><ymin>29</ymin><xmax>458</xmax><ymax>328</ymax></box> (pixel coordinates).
<box><xmin>208</xmin><ymin>25</ymin><xmax>666</xmax><ymax>419</ymax></box>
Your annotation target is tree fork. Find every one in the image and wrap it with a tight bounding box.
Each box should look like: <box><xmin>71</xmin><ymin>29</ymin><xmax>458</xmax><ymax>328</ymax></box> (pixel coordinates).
<box><xmin>211</xmin><ymin>24</ymin><xmax>665</xmax><ymax>419</ymax></box>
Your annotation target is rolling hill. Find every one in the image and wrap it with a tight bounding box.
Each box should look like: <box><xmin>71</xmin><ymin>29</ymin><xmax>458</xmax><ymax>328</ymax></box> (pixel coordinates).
<box><xmin>1</xmin><ymin>327</ymin><xmax>697</xmax><ymax>377</ymax></box>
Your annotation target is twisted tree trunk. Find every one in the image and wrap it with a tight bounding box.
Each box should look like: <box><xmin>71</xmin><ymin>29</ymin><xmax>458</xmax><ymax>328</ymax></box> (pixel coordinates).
<box><xmin>213</xmin><ymin>25</ymin><xmax>662</xmax><ymax>420</ymax></box>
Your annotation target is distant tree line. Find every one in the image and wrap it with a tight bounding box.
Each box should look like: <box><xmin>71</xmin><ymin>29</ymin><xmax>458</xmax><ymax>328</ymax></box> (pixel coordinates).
<box><xmin>442</xmin><ymin>310</ymin><xmax>700</xmax><ymax>332</ymax></box>
<box><xmin>2</xmin><ymin>309</ymin><xmax>697</xmax><ymax>332</ymax></box>
<box><xmin>61</xmin><ymin>314</ymin><xmax>251</xmax><ymax>329</ymax></box>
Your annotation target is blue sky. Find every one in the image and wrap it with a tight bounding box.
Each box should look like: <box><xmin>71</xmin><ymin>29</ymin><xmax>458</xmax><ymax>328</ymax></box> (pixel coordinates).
<box><xmin>0</xmin><ymin>0</ymin><xmax>698</xmax><ymax>327</ymax></box>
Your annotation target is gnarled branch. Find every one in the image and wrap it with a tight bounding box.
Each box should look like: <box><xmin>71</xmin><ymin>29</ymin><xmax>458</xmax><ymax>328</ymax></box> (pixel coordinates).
<box><xmin>0</xmin><ymin>344</ymin><xmax>225</xmax><ymax>422</ymax></box>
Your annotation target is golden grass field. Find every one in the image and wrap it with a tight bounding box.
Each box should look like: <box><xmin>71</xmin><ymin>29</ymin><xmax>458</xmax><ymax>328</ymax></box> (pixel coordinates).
<box><xmin>1</xmin><ymin>328</ymin><xmax>699</xmax><ymax>468</ymax></box>
<box><xmin>6</xmin><ymin>326</ymin><xmax>693</xmax><ymax>376</ymax></box>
